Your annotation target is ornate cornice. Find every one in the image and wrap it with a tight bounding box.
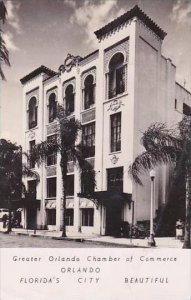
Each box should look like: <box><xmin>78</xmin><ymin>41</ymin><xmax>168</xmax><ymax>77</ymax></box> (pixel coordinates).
<box><xmin>59</xmin><ymin>53</ymin><xmax>82</xmax><ymax>74</ymax></box>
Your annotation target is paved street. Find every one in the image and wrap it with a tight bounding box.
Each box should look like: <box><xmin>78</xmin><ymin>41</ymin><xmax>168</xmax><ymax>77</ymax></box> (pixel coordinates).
<box><xmin>0</xmin><ymin>232</ymin><xmax>127</xmax><ymax>248</ymax></box>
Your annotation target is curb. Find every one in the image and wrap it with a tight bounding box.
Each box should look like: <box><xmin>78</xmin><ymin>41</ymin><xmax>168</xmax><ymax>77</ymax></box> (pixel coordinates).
<box><xmin>0</xmin><ymin>231</ymin><xmax>145</xmax><ymax>248</ymax></box>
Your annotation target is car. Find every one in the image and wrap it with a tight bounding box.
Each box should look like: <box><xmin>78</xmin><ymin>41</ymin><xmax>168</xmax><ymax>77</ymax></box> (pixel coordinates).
<box><xmin>0</xmin><ymin>208</ymin><xmax>9</xmax><ymax>221</ymax></box>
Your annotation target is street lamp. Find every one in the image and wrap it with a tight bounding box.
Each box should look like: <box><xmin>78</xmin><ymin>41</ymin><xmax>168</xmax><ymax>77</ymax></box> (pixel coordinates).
<box><xmin>148</xmin><ymin>169</ymin><xmax>156</xmax><ymax>247</ymax></box>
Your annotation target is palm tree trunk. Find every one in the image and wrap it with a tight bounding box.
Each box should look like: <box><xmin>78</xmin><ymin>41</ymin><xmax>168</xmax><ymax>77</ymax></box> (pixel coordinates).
<box><xmin>183</xmin><ymin>168</ymin><xmax>191</xmax><ymax>249</ymax></box>
<box><xmin>6</xmin><ymin>195</ymin><xmax>12</xmax><ymax>233</ymax></box>
<box><xmin>61</xmin><ymin>158</ymin><xmax>67</xmax><ymax>238</ymax></box>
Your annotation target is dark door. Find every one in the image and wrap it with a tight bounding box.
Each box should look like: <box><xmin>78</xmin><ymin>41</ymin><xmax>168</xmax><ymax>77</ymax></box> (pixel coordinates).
<box><xmin>27</xmin><ymin>208</ymin><xmax>37</xmax><ymax>229</ymax></box>
<box><xmin>106</xmin><ymin>205</ymin><xmax>122</xmax><ymax>236</ymax></box>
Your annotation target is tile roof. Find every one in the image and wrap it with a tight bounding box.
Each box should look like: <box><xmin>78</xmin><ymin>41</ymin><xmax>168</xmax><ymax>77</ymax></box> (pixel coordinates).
<box><xmin>20</xmin><ymin>65</ymin><xmax>57</xmax><ymax>84</ymax></box>
<box><xmin>94</xmin><ymin>5</ymin><xmax>166</xmax><ymax>40</ymax></box>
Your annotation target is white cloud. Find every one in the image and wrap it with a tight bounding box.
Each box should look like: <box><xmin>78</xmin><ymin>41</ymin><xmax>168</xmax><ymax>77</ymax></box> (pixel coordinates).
<box><xmin>2</xmin><ymin>31</ymin><xmax>19</xmax><ymax>52</ymax></box>
<box><xmin>65</xmin><ymin>0</ymin><xmax>125</xmax><ymax>47</ymax></box>
<box><xmin>6</xmin><ymin>0</ymin><xmax>22</xmax><ymax>33</ymax></box>
<box><xmin>171</xmin><ymin>0</ymin><xmax>191</xmax><ymax>25</ymax></box>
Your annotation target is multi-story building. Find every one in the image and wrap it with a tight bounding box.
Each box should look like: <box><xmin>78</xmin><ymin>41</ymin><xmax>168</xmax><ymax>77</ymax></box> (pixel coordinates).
<box><xmin>20</xmin><ymin>5</ymin><xmax>191</xmax><ymax>235</ymax></box>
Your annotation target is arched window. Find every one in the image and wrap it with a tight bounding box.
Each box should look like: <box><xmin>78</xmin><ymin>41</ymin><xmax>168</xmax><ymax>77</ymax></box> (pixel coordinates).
<box><xmin>65</xmin><ymin>84</ymin><xmax>74</xmax><ymax>116</ymax></box>
<box><xmin>83</xmin><ymin>74</ymin><xmax>95</xmax><ymax>110</ymax></box>
<box><xmin>108</xmin><ymin>53</ymin><xmax>125</xmax><ymax>99</ymax></box>
<box><xmin>48</xmin><ymin>93</ymin><xmax>57</xmax><ymax>123</ymax></box>
<box><xmin>28</xmin><ymin>97</ymin><xmax>37</xmax><ymax>129</ymax></box>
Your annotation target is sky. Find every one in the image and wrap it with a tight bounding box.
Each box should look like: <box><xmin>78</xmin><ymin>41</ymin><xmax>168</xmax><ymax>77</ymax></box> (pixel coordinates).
<box><xmin>1</xmin><ymin>0</ymin><xmax>191</xmax><ymax>145</ymax></box>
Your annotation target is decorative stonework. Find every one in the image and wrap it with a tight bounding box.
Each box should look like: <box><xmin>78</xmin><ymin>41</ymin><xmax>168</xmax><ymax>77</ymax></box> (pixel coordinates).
<box><xmin>47</xmin><ymin>122</ymin><xmax>59</xmax><ymax>135</ymax></box>
<box><xmin>81</xmin><ymin>108</ymin><xmax>96</xmax><ymax>124</ymax></box>
<box><xmin>58</xmin><ymin>53</ymin><xmax>82</xmax><ymax>73</ymax></box>
<box><xmin>26</xmin><ymin>88</ymin><xmax>39</xmax><ymax>110</ymax></box>
<box><xmin>81</xmin><ymin>68</ymin><xmax>96</xmax><ymax>89</ymax></box>
<box><xmin>66</xmin><ymin>199</ymin><xmax>74</xmax><ymax>208</ymax></box>
<box><xmin>46</xmin><ymin>166</ymin><xmax>56</xmax><ymax>177</ymax></box>
<box><xmin>67</xmin><ymin>161</ymin><xmax>74</xmax><ymax>173</ymax></box>
<box><xmin>79</xmin><ymin>198</ymin><xmax>94</xmax><ymax>208</ymax></box>
<box><xmin>28</xmin><ymin>131</ymin><xmax>35</xmax><ymax>140</ymax></box>
<box><xmin>110</xmin><ymin>154</ymin><xmax>119</xmax><ymax>165</ymax></box>
<box><xmin>107</xmin><ymin>98</ymin><xmax>124</xmax><ymax>112</ymax></box>
<box><xmin>104</xmin><ymin>39</ymin><xmax>129</xmax><ymax>73</ymax></box>
<box><xmin>45</xmin><ymin>199</ymin><xmax>56</xmax><ymax>209</ymax></box>
<box><xmin>62</xmin><ymin>78</ymin><xmax>76</xmax><ymax>96</ymax></box>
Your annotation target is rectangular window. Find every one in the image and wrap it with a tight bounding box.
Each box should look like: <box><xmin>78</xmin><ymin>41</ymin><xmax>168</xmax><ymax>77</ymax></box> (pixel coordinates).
<box><xmin>107</xmin><ymin>167</ymin><xmax>123</xmax><ymax>192</ymax></box>
<box><xmin>183</xmin><ymin>103</ymin><xmax>191</xmax><ymax>116</ymax></box>
<box><xmin>110</xmin><ymin>113</ymin><xmax>121</xmax><ymax>152</ymax></box>
<box><xmin>82</xmin><ymin>122</ymin><xmax>95</xmax><ymax>158</ymax></box>
<box><xmin>81</xmin><ymin>208</ymin><xmax>94</xmax><ymax>226</ymax></box>
<box><xmin>47</xmin><ymin>209</ymin><xmax>56</xmax><ymax>225</ymax></box>
<box><xmin>65</xmin><ymin>209</ymin><xmax>74</xmax><ymax>226</ymax></box>
<box><xmin>47</xmin><ymin>135</ymin><xmax>57</xmax><ymax>166</ymax></box>
<box><xmin>27</xmin><ymin>180</ymin><xmax>37</xmax><ymax>199</ymax></box>
<box><xmin>29</xmin><ymin>140</ymin><xmax>35</xmax><ymax>169</ymax></box>
<box><xmin>47</xmin><ymin>177</ymin><xmax>56</xmax><ymax>198</ymax></box>
<box><xmin>65</xmin><ymin>175</ymin><xmax>74</xmax><ymax>196</ymax></box>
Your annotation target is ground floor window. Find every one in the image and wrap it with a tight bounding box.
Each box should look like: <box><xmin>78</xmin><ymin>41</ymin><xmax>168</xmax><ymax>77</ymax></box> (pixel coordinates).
<box><xmin>65</xmin><ymin>209</ymin><xmax>74</xmax><ymax>226</ymax></box>
<box><xmin>47</xmin><ymin>209</ymin><xmax>56</xmax><ymax>225</ymax></box>
<box><xmin>47</xmin><ymin>177</ymin><xmax>56</xmax><ymax>198</ymax></box>
<box><xmin>81</xmin><ymin>208</ymin><xmax>94</xmax><ymax>226</ymax></box>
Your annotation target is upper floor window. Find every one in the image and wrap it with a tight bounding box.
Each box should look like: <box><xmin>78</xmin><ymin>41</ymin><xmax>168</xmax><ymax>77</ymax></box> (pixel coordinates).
<box><xmin>65</xmin><ymin>175</ymin><xmax>74</xmax><ymax>196</ymax></box>
<box><xmin>27</xmin><ymin>180</ymin><xmax>37</xmax><ymax>199</ymax></box>
<box><xmin>65</xmin><ymin>84</ymin><xmax>75</xmax><ymax>116</ymax></box>
<box><xmin>47</xmin><ymin>177</ymin><xmax>56</xmax><ymax>198</ymax></box>
<box><xmin>48</xmin><ymin>93</ymin><xmax>57</xmax><ymax>123</ymax></box>
<box><xmin>108</xmin><ymin>53</ymin><xmax>125</xmax><ymax>99</ymax></box>
<box><xmin>47</xmin><ymin>134</ymin><xmax>57</xmax><ymax>166</ymax></box>
<box><xmin>110</xmin><ymin>112</ymin><xmax>121</xmax><ymax>152</ymax></box>
<box><xmin>82</xmin><ymin>122</ymin><xmax>95</xmax><ymax>158</ymax></box>
<box><xmin>107</xmin><ymin>167</ymin><xmax>123</xmax><ymax>192</ymax></box>
<box><xmin>83</xmin><ymin>75</ymin><xmax>95</xmax><ymax>110</ymax></box>
<box><xmin>28</xmin><ymin>97</ymin><xmax>37</xmax><ymax>129</ymax></box>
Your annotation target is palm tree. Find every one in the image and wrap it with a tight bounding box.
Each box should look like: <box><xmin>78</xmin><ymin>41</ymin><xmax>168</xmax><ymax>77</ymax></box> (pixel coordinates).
<box><xmin>128</xmin><ymin>116</ymin><xmax>191</xmax><ymax>249</ymax></box>
<box><xmin>29</xmin><ymin>105</ymin><xmax>95</xmax><ymax>237</ymax></box>
<box><xmin>0</xmin><ymin>139</ymin><xmax>39</xmax><ymax>233</ymax></box>
<box><xmin>0</xmin><ymin>1</ymin><xmax>10</xmax><ymax>80</ymax></box>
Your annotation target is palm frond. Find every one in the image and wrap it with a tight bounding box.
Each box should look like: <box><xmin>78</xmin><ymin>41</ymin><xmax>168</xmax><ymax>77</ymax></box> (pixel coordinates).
<box><xmin>129</xmin><ymin>145</ymin><xmax>180</xmax><ymax>185</ymax></box>
<box><xmin>0</xmin><ymin>1</ymin><xmax>7</xmax><ymax>23</ymax></box>
<box><xmin>141</xmin><ymin>123</ymin><xmax>181</xmax><ymax>151</ymax></box>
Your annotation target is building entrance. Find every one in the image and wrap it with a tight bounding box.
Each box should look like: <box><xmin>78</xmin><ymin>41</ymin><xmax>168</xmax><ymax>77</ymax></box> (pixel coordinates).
<box><xmin>105</xmin><ymin>205</ymin><xmax>122</xmax><ymax>236</ymax></box>
<box><xmin>27</xmin><ymin>208</ymin><xmax>37</xmax><ymax>229</ymax></box>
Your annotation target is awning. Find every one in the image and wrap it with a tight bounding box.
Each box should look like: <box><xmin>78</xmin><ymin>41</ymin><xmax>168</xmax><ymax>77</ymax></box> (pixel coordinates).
<box><xmin>94</xmin><ymin>191</ymin><xmax>132</xmax><ymax>209</ymax></box>
<box><xmin>0</xmin><ymin>199</ymin><xmax>40</xmax><ymax>209</ymax></box>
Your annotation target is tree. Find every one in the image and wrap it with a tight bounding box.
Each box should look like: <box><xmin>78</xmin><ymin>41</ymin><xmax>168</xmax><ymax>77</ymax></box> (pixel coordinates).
<box><xmin>128</xmin><ymin>116</ymin><xmax>191</xmax><ymax>249</ymax></box>
<box><xmin>29</xmin><ymin>106</ymin><xmax>95</xmax><ymax>237</ymax></box>
<box><xmin>0</xmin><ymin>1</ymin><xmax>10</xmax><ymax>80</ymax></box>
<box><xmin>0</xmin><ymin>139</ymin><xmax>38</xmax><ymax>233</ymax></box>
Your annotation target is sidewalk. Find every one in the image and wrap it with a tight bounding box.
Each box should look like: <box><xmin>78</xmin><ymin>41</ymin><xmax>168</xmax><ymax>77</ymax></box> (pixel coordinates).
<box><xmin>0</xmin><ymin>227</ymin><xmax>184</xmax><ymax>248</ymax></box>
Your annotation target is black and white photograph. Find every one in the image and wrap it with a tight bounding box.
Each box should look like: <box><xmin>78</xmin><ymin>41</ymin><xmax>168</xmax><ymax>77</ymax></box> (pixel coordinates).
<box><xmin>0</xmin><ymin>0</ymin><xmax>191</xmax><ymax>299</ymax></box>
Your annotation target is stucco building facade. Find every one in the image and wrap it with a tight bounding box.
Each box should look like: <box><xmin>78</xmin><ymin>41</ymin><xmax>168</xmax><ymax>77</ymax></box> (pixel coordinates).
<box><xmin>20</xmin><ymin>6</ymin><xmax>191</xmax><ymax>235</ymax></box>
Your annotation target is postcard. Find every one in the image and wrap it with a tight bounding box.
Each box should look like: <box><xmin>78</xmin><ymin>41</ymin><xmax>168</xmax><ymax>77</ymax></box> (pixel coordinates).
<box><xmin>0</xmin><ymin>0</ymin><xmax>191</xmax><ymax>299</ymax></box>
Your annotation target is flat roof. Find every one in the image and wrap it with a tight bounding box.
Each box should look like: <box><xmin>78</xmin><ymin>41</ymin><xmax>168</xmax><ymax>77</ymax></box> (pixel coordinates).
<box><xmin>94</xmin><ymin>5</ymin><xmax>167</xmax><ymax>40</ymax></box>
<box><xmin>20</xmin><ymin>65</ymin><xmax>57</xmax><ymax>85</ymax></box>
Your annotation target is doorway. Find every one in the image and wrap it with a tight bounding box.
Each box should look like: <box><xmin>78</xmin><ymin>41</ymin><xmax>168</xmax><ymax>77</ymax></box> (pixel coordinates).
<box><xmin>27</xmin><ymin>208</ymin><xmax>37</xmax><ymax>229</ymax></box>
<box><xmin>105</xmin><ymin>205</ymin><xmax>122</xmax><ymax>236</ymax></box>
